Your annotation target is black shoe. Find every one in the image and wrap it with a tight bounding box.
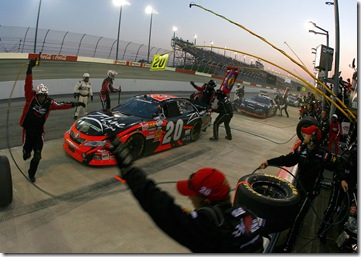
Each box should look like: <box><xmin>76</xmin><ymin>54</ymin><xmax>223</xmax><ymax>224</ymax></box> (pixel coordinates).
<box><xmin>209</xmin><ymin>137</ymin><xmax>218</xmax><ymax>141</ymax></box>
<box><xmin>29</xmin><ymin>176</ymin><xmax>36</xmax><ymax>183</ymax></box>
<box><xmin>23</xmin><ymin>150</ymin><xmax>31</xmax><ymax>161</ymax></box>
<box><xmin>225</xmin><ymin>136</ymin><xmax>232</xmax><ymax>140</ymax></box>
<box><xmin>73</xmin><ymin>116</ymin><xmax>78</xmax><ymax>120</ymax></box>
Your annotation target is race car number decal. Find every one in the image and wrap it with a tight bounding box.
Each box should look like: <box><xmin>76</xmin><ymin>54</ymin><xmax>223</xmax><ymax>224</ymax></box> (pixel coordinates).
<box><xmin>163</xmin><ymin>119</ymin><xmax>183</xmax><ymax>144</ymax></box>
<box><xmin>150</xmin><ymin>54</ymin><xmax>169</xmax><ymax>71</ymax></box>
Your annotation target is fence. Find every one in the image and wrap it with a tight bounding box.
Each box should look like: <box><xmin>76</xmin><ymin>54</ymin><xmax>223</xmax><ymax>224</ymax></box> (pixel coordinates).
<box><xmin>0</xmin><ymin>25</ymin><xmax>171</xmax><ymax>63</ymax></box>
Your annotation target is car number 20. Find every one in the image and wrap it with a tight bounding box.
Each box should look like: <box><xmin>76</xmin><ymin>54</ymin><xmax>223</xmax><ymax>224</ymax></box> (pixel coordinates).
<box><xmin>163</xmin><ymin>119</ymin><xmax>184</xmax><ymax>144</ymax></box>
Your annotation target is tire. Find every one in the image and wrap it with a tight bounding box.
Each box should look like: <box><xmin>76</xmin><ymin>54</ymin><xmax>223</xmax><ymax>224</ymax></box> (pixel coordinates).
<box><xmin>234</xmin><ymin>173</ymin><xmax>300</xmax><ymax>233</ymax></box>
<box><xmin>296</xmin><ymin>116</ymin><xmax>318</xmax><ymax>141</ymax></box>
<box><xmin>0</xmin><ymin>155</ymin><xmax>13</xmax><ymax>207</ymax></box>
<box><xmin>190</xmin><ymin>122</ymin><xmax>202</xmax><ymax>142</ymax></box>
<box><xmin>125</xmin><ymin>134</ymin><xmax>145</xmax><ymax>161</ymax></box>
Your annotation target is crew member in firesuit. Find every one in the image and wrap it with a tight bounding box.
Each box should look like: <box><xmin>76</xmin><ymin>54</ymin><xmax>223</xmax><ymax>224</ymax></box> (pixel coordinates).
<box><xmin>190</xmin><ymin>79</ymin><xmax>216</xmax><ymax>108</ymax></box>
<box><xmin>107</xmin><ymin>137</ymin><xmax>265</xmax><ymax>253</ymax></box>
<box><xmin>209</xmin><ymin>90</ymin><xmax>233</xmax><ymax>141</ymax></box>
<box><xmin>100</xmin><ymin>70</ymin><xmax>121</xmax><ymax>114</ymax></box>
<box><xmin>318</xmin><ymin>109</ymin><xmax>330</xmax><ymax>147</ymax></box>
<box><xmin>73</xmin><ymin>72</ymin><xmax>93</xmax><ymax>120</ymax></box>
<box><xmin>317</xmin><ymin>141</ymin><xmax>357</xmax><ymax>243</ymax></box>
<box><xmin>328</xmin><ymin>114</ymin><xmax>342</xmax><ymax>155</ymax></box>
<box><xmin>259</xmin><ymin>125</ymin><xmax>338</xmax><ymax>253</ymax></box>
<box><xmin>20</xmin><ymin>59</ymin><xmax>85</xmax><ymax>183</ymax></box>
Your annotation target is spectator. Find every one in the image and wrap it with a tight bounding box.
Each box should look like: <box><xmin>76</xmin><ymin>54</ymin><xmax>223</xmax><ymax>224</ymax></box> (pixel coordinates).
<box><xmin>259</xmin><ymin>125</ymin><xmax>338</xmax><ymax>252</ymax></box>
<box><xmin>20</xmin><ymin>59</ymin><xmax>85</xmax><ymax>182</ymax></box>
<box><xmin>108</xmin><ymin>137</ymin><xmax>265</xmax><ymax>253</ymax></box>
<box><xmin>328</xmin><ymin>114</ymin><xmax>342</xmax><ymax>155</ymax></box>
<box><xmin>73</xmin><ymin>72</ymin><xmax>93</xmax><ymax>120</ymax></box>
<box><xmin>209</xmin><ymin>90</ymin><xmax>233</xmax><ymax>141</ymax></box>
<box><xmin>100</xmin><ymin>70</ymin><xmax>121</xmax><ymax>114</ymax></box>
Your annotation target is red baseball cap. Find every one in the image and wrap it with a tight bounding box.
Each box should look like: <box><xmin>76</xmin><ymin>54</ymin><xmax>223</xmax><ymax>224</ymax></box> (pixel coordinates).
<box><xmin>301</xmin><ymin>125</ymin><xmax>322</xmax><ymax>141</ymax></box>
<box><xmin>176</xmin><ymin>168</ymin><xmax>230</xmax><ymax>202</ymax></box>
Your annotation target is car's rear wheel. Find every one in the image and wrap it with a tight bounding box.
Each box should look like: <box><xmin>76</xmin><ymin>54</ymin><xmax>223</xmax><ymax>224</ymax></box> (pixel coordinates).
<box><xmin>190</xmin><ymin>122</ymin><xmax>202</xmax><ymax>142</ymax></box>
<box><xmin>125</xmin><ymin>134</ymin><xmax>145</xmax><ymax>161</ymax></box>
<box><xmin>234</xmin><ymin>173</ymin><xmax>300</xmax><ymax>233</ymax></box>
<box><xmin>0</xmin><ymin>155</ymin><xmax>13</xmax><ymax>207</ymax></box>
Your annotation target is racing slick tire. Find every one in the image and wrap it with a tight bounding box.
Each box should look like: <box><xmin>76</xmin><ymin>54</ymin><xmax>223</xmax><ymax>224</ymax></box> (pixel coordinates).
<box><xmin>190</xmin><ymin>122</ymin><xmax>202</xmax><ymax>142</ymax></box>
<box><xmin>234</xmin><ymin>173</ymin><xmax>300</xmax><ymax>233</ymax></box>
<box><xmin>0</xmin><ymin>155</ymin><xmax>13</xmax><ymax>207</ymax></box>
<box><xmin>296</xmin><ymin>116</ymin><xmax>318</xmax><ymax>141</ymax></box>
<box><xmin>125</xmin><ymin>134</ymin><xmax>145</xmax><ymax>161</ymax></box>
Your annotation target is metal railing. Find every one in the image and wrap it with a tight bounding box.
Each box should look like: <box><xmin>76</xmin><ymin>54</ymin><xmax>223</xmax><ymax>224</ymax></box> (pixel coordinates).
<box><xmin>0</xmin><ymin>25</ymin><xmax>170</xmax><ymax>63</ymax></box>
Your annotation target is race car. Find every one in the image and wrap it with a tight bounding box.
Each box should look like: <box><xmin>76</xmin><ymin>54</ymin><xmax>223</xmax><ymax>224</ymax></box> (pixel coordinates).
<box><xmin>239</xmin><ymin>94</ymin><xmax>278</xmax><ymax>118</ymax></box>
<box><xmin>63</xmin><ymin>94</ymin><xmax>212</xmax><ymax>166</ymax></box>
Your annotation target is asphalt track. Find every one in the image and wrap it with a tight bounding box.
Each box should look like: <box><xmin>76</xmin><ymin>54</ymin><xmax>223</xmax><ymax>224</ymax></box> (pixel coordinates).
<box><xmin>0</xmin><ymin>63</ymin><xmax>304</xmax><ymax>253</ymax></box>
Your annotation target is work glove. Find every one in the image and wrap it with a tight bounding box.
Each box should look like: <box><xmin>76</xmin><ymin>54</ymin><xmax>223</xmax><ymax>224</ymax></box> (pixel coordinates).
<box><xmin>91</xmin><ymin>96</ymin><xmax>93</xmax><ymax>101</ymax></box>
<box><xmin>73</xmin><ymin>102</ymin><xmax>86</xmax><ymax>108</ymax></box>
<box><xmin>190</xmin><ymin>81</ymin><xmax>196</xmax><ymax>87</ymax></box>
<box><xmin>109</xmin><ymin>137</ymin><xmax>134</xmax><ymax>178</ymax></box>
<box><xmin>27</xmin><ymin>59</ymin><xmax>37</xmax><ymax>74</ymax></box>
<box><xmin>73</xmin><ymin>93</ymin><xmax>78</xmax><ymax>99</ymax></box>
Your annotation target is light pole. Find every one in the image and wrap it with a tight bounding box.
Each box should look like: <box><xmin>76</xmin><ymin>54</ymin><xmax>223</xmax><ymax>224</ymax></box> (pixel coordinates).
<box><xmin>146</xmin><ymin>6</ymin><xmax>159</xmax><ymax>63</ymax></box>
<box><xmin>194</xmin><ymin>34</ymin><xmax>197</xmax><ymax>45</ymax></box>
<box><xmin>210</xmin><ymin>41</ymin><xmax>213</xmax><ymax>52</ymax></box>
<box><xmin>308</xmin><ymin>21</ymin><xmax>330</xmax><ymax>109</ymax></box>
<box><xmin>113</xmin><ymin>0</ymin><xmax>131</xmax><ymax>61</ymax></box>
<box><xmin>34</xmin><ymin>0</ymin><xmax>42</xmax><ymax>53</ymax></box>
<box><xmin>172</xmin><ymin>26</ymin><xmax>177</xmax><ymax>67</ymax></box>
<box><xmin>224</xmin><ymin>46</ymin><xmax>226</xmax><ymax>56</ymax></box>
<box><xmin>244</xmin><ymin>55</ymin><xmax>246</xmax><ymax>64</ymax></box>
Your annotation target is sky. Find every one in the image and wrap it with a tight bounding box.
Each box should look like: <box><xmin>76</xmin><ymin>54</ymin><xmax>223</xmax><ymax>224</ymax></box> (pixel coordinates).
<box><xmin>0</xmin><ymin>0</ymin><xmax>358</xmax><ymax>83</ymax></box>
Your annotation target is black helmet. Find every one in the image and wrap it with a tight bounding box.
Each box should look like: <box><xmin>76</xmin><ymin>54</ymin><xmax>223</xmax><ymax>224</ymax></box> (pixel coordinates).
<box><xmin>208</xmin><ymin>80</ymin><xmax>216</xmax><ymax>87</ymax></box>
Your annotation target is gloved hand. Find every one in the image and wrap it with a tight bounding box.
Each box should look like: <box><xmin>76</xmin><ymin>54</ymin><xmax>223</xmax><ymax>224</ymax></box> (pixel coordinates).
<box><xmin>73</xmin><ymin>93</ymin><xmax>78</xmax><ymax>99</ymax></box>
<box><xmin>109</xmin><ymin>137</ymin><xmax>134</xmax><ymax>177</ymax></box>
<box><xmin>91</xmin><ymin>96</ymin><xmax>93</xmax><ymax>101</ymax></box>
<box><xmin>27</xmin><ymin>59</ymin><xmax>37</xmax><ymax>74</ymax></box>
<box><xmin>190</xmin><ymin>81</ymin><xmax>196</xmax><ymax>87</ymax></box>
<box><xmin>73</xmin><ymin>102</ymin><xmax>86</xmax><ymax>108</ymax></box>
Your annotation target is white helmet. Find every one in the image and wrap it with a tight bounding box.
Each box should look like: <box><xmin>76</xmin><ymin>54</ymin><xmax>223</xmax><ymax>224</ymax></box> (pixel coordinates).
<box><xmin>332</xmin><ymin>114</ymin><xmax>338</xmax><ymax>119</ymax></box>
<box><xmin>83</xmin><ymin>73</ymin><xmax>90</xmax><ymax>78</ymax></box>
<box><xmin>237</xmin><ymin>83</ymin><xmax>241</xmax><ymax>88</ymax></box>
<box><xmin>107</xmin><ymin>70</ymin><xmax>118</xmax><ymax>79</ymax></box>
<box><xmin>35</xmin><ymin>84</ymin><xmax>48</xmax><ymax>95</ymax></box>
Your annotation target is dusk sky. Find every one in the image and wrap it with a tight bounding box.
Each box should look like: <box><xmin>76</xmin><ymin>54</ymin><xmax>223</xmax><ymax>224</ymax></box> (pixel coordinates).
<box><xmin>0</xmin><ymin>0</ymin><xmax>358</xmax><ymax>83</ymax></box>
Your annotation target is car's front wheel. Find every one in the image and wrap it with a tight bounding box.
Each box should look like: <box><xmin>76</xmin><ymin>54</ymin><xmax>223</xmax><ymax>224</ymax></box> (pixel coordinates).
<box><xmin>0</xmin><ymin>155</ymin><xmax>12</xmax><ymax>207</ymax></box>
<box><xmin>125</xmin><ymin>134</ymin><xmax>145</xmax><ymax>161</ymax></box>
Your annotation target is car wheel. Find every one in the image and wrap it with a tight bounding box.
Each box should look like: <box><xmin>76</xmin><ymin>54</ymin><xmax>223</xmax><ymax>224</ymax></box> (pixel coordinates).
<box><xmin>296</xmin><ymin>116</ymin><xmax>318</xmax><ymax>141</ymax></box>
<box><xmin>0</xmin><ymin>155</ymin><xmax>13</xmax><ymax>207</ymax></box>
<box><xmin>190</xmin><ymin>122</ymin><xmax>202</xmax><ymax>142</ymax></box>
<box><xmin>125</xmin><ymin>134</ymin><xmax>145</xmax><ymax>161</ymax></box>
<box><xmin>234</xmin><ymin>173</ymin><xmax>300</xmax><ymax>233</ymax></box>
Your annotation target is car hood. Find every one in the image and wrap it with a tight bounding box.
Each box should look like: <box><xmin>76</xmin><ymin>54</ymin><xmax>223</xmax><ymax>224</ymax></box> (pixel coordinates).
<box><xmin>75</xmin><ymin>111</ymin><xmax>149</xmax><ymax>136</ymax></box>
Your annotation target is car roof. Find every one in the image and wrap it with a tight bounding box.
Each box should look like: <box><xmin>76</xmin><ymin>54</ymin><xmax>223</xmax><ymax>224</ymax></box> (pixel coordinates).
<box><xmin>135</xmin><ymin>94</ymin><xmax>178</xmax><ymax>103</ymax></box>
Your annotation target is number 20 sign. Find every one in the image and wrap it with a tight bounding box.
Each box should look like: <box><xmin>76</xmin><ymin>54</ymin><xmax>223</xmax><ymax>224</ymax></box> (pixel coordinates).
<box><xmin>150</xmin><ymin>53</ymin><xmax>169</xmax><ymax>71</ymax></box>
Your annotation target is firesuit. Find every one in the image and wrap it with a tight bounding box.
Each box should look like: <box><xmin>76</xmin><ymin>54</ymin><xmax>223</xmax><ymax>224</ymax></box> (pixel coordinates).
<box><xmin>20</xmin><ymin>59</ymin><xmax>82</xmax><ymax>182</ymax></box>
<box><xmin>328</xmin><ymin>114</ymin><xmax>342</xmax><ymax>155</ymax></box>
<box><xmin>100</xmin><ymin>70</ymin><xmax>120</xmax><ymax>113</ymax></box>
<box><xmin>190</xmin><ymin>80</ymin><xmax>216</xmax><ymax>108</ymax></box>
<box><xmin>263</xmin><ymin>129</ymin><xmax>338</xmax><ymax>252</ymax></box>
<box><xmin>73</xmin><ymin>73</ymin><xmax>93</xmax><ymax>119</ymax></box>
<box><xmin>210</xmin><ymin>91</ymin><xmax>233</xmax><ymax>141</ymax></box>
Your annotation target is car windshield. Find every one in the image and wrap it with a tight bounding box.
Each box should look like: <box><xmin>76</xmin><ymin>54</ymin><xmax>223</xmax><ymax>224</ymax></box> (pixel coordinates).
<box><xmin>252</xmin><ymin>95</ymin><xmax>271</xmax><ymax>105</ymax></box>
<box><xmin>113</xmin><ymin>97</ymin><xmax>160</xmax><ymax>118</ymax></box>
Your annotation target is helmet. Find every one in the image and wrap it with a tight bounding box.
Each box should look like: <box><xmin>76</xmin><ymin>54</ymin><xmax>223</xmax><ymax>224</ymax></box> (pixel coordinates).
<box><xmin>237</xmin><ymin>83</ymin><xmax>241</xmax><ymax>88</ymax></box>
<box><xmin>83</xmin><ymin>73</ymin><xmax>90</xmax><ymax>78</ymax></box>
<box><xmin>208</xmin><ymin>79</ymin><xmax>216</xmax><ymax>87</ymax></box>
<box><xmin>35</xmin><ymin>84</ymin><xmax>48</xmax><ymax>95</ymax></box>
<box><xmin>332</xmin><ymin>114</ymin><xmax>338</xmax><ymax>120</ymax></box>
<box><xmin>107</xmin><ymin>70</ymin><xmax>118</xmax><ymax>79</ymax></box>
